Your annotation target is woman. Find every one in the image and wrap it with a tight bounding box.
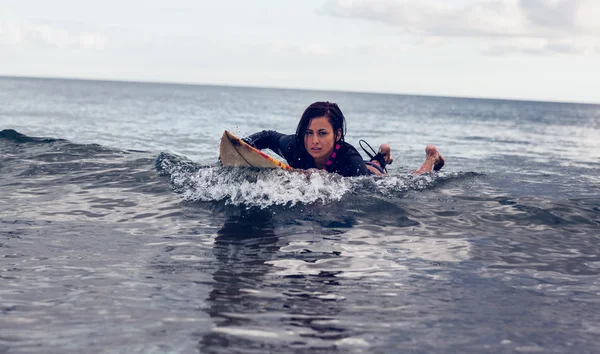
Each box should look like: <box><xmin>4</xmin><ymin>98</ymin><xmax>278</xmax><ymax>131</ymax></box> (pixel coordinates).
<box><xmin>243</xmin><ymin>101</ymin><xmax>444</xmax><ymax>177</ymax></box>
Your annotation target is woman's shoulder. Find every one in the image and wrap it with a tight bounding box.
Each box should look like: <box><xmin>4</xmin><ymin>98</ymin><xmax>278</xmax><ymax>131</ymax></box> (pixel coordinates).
<box><xmin>338</xmin><ymin>141</ymin><xmax>363</xmax><ymax>158</ymax></box>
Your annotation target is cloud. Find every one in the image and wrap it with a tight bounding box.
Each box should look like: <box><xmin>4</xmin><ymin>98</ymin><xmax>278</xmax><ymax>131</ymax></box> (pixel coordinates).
<box><xmin>482</xmin><ymin>37</ymin><xmax>594</xmax><ymax>55</ymax></box>
<box><xmin>519</xmin><ymin>0</ymin><xmax>600</xmax><ymax>33</ymax></box>
<box><xmin>319</xmin><ymin>0</ymin><xmax>600</xmax><ymax>55</ymax></box>
<box><xmin>0</xmin><ymin>20</ymin><xmax>107</xmax><ymax>50</ymax></box>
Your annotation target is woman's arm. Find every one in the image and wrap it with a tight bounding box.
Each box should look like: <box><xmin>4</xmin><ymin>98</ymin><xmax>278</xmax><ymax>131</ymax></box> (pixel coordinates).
<box><xmin>243</xmin><ymin>130</ymin><xmax>295</xmax><ymax>160</ymax></box>
<box><xmin>243</xmin><ymin>130</ymin><xmax>284</xmax><ymax>150</ymax></box>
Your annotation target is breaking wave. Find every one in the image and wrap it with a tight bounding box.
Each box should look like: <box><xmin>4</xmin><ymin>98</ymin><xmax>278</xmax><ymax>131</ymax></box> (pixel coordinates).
<box><xmin>155</xmin><ymin>152</ymin><xmax>460</xmax><ymax>208</ymax></box>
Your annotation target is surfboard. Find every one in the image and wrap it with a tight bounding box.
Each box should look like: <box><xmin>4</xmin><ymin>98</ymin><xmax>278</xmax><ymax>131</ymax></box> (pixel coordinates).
<box><xmin>219</xmin><ymin>130</ymin><xmax>292</xmax><ymax>170</ymax></box>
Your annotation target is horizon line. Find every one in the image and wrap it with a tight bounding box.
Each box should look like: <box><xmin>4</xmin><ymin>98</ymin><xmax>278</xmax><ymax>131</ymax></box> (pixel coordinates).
<box><xmin>1</xmin><ymin>74</ymin><xmax>598</xmax><ymax>106</ymax></box>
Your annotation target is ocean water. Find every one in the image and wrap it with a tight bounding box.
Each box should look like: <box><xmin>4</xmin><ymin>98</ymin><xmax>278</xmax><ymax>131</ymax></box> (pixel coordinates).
<box><xmin>0</xmin><ymin>76</ymin><xmax>599</xmax><ymax>353</ymax></box>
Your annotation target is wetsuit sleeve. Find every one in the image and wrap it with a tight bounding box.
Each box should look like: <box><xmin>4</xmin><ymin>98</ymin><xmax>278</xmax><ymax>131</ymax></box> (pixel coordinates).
<box><xmin>243</xmin><ymin>130</ymin><xmax>295</xmax><ymax>161</ymax></box>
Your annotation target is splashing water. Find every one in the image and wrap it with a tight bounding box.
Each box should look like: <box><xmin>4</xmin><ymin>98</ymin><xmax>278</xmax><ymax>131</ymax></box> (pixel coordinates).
<box><xmin>156</xmin><ymin>152</ymin><xmax>452</xmax><ymax>208</ymax></box>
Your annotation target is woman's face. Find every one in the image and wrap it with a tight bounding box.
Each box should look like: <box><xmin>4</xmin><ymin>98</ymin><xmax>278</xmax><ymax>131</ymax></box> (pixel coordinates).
<box><xmin>304</xmin><ymin>116</ymin><xmax>340</xmax><ymax>163</ymax></box>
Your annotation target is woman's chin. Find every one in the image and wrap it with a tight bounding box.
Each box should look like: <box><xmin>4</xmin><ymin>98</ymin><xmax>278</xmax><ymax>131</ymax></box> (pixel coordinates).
<box><xmin>308</xmin><ymin>152</ymin><xmax>325</xmax><ymax>160</ymax></box>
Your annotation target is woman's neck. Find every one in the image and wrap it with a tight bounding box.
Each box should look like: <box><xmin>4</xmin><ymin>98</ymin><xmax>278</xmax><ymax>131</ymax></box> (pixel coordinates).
<box><xmin>314</xmin><ymin>156</ymin><xmax>329</xmax><ymax>169</ymax></box>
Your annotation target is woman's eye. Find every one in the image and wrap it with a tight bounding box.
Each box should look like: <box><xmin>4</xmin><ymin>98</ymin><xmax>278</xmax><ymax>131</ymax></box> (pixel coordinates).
<box><xmin>319</xmin><ymin>132</ymin><xmax>327</xmax><ymax>136</ymax></box>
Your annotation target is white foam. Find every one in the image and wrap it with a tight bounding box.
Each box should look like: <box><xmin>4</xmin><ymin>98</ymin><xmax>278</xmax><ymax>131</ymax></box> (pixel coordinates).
<box><xmin>159</xmin><ymin>153</ymin><xmax>448</xmax><ymax>208</ymax></box>
<box><xmin>172</xmin><ymin>167</ymin><xmax>354</xmax><ymax>208</ymax></box>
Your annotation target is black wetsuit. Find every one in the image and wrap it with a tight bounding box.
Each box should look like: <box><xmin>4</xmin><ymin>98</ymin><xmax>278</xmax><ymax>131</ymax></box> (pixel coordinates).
<box><xmin>243</xmin><ymin>130</ymin><xmax>370</xmax><ymax>177</ymax></box>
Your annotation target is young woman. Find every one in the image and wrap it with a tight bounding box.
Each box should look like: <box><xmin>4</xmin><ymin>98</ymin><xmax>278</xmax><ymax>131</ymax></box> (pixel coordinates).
<box><xmin>242</xmin><ymin>101</ymin><xmax>444</xmax><ymax>177</ymax></box>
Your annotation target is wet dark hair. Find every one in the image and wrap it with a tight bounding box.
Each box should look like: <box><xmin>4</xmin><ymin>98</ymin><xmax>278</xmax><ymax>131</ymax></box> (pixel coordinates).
<box><xmin>293</xmin><ymin>102</ymin><xmax>347</xmax><ymax>166</ymax></box>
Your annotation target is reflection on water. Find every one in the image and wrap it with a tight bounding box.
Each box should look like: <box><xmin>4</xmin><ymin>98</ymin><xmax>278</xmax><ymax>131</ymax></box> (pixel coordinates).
<box><xmin>197</xmin><ymin>200</ymin><xmax>481</xmax><ymax>352</ymax></box>
<box><xmin>202</xmin><ymin>209</ymin><xmax>352</xmax><ymax>352</ymax></box>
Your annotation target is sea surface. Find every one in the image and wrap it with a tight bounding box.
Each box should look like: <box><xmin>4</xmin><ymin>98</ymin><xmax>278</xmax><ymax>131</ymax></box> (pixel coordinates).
<box><xmin>0</xmin><ymin>76</ymin><xmax>599</xmax><ymax>353</ymax></box>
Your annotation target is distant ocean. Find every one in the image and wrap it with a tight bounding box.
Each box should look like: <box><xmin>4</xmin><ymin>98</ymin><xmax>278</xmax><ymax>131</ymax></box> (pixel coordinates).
<box><xmin>1</xmin><ymin>76</ymin><xmax>599</xmax><ymax>353</ymax></box>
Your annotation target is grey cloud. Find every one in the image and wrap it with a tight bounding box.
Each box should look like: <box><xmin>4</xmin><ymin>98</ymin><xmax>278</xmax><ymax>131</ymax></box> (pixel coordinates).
<box><xmin>319</xmin><ymin>0</ymin><xmax>600</xmax><ymax>38</ymax></box>
<box><xmin>518</xmin><ymin>0</ymin><xmax>577</xmax><ymax>30</ymax></box>
<box><xmin>319</xmin><ymin>0</ymin><xmax>599</xmax><ymax>56</ymax></box>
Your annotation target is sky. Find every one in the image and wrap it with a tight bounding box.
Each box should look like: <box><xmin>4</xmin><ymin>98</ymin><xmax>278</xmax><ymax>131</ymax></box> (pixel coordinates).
<box><xmin>1</xmin><ymin>0</ymin><xmax>599</xmax><ymax>103</ymax></box>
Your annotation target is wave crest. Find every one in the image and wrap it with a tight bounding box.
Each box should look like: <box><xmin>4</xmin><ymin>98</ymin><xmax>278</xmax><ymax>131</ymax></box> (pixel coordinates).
<box><xmin>156</xmin><ymin>152</ymin><xmax>453</xmax><ymax>208</ymax></box>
